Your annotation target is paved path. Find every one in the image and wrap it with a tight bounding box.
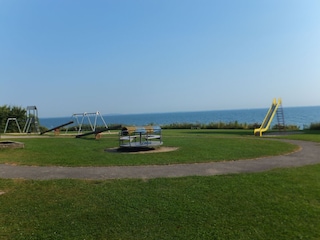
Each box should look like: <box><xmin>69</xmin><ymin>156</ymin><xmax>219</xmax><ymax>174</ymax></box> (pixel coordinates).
<box><xmin>0</xmin><ymin>140</ymin><xmax>319</xmax><ymax>180</ymax></box>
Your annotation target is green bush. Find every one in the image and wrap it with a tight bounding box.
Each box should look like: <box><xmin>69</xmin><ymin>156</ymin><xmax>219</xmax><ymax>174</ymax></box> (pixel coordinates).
<box><xmin>161</xmin><ymin>121</ymin><xmax>260</xmax><ymax>130</ymax></box>
<box><xmin>272</xmin><ymin>124</ymin><xmax>300</xmax><ymax>131</ymax></box>
<box><xmin>309</xmin><ymin>122</ymin><xmax>320</xmax><ymax>130</ymax></box>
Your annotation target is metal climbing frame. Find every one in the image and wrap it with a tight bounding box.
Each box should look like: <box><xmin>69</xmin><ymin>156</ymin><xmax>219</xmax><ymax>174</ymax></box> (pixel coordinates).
<box><xmin>71</xmin><ymin>111</ymin><xmax>108</xmax><ymax>134</ymax></box>
<box><xmin>23</xmin><ymin>106</ymin><xmax>40</xmax><ymax>133</ymax></box>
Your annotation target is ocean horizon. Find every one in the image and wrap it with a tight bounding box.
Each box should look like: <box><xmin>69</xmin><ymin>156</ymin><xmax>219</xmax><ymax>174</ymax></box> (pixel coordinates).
<box><xmin>40</xmin><ymin>106</ymin><xmax>320</xmax><ymax>130</ymax></box>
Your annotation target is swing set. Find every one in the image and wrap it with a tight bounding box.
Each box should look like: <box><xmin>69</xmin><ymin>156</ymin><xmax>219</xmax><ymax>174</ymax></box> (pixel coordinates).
<box><xmin>68</xmin><ymin>111</ymin><xmax>109</xmax><ymax>135</ymax></box>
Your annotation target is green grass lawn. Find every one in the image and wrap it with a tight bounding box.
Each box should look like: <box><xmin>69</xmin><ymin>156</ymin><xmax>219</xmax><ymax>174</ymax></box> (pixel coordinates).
<box><xmin>274</xmin><ymin>130</ymin><xmax>320</xmax><ymax>142</ymax></box>
<box><xmin>1</xmin><ymin>164</ymin><xmax>320</xmax><ymax>239</ymax></box>
<box><xmin>0</xmin><ymin>129</ymin><xmax>298</xmax><ymax>166</ymax></box>
<box><xmin>0</xmin><ymin>129</ymin><xmax>319</xmax><ymax>239</ymax></box>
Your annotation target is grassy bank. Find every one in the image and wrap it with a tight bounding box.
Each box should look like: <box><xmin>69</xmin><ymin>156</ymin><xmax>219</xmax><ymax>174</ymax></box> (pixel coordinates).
<box><xmin>1</xmin><ymin>164</ymin><xmax>320</xmax><ymax>239</ymax></box>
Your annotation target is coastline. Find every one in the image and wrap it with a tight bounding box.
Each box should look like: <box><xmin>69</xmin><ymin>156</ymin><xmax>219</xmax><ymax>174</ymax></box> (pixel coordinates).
<box><xmin>39</xmin><ymin>106</ymin><xmax>320</xmax><ymax>129</ymax></box>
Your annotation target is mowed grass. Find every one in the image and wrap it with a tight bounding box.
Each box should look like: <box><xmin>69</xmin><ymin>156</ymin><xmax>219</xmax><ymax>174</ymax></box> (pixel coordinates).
<box><xmin>1</xmin><ymin>130</ymin><xmax>319</xmax><ymax>239</ymax></box>
<box><xmin>0</xmin><ymin>164</ymin><xmax>320</xmax><ymax>239</ymax></box>
<box><xmin>274</xmin><ymin>130</ymin><xmax>320</xmax><ymax>142</ymax></box>
<box><xmin>0</xmin><ymin>129</ymin><xmax>298</xmax><ymax>166</ymax></box>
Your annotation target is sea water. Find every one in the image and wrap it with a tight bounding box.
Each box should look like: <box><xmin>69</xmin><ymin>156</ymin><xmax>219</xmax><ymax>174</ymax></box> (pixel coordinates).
<box><xmin>40</xmin><ymin>106</ymin><xmax>320</xmax><ymax>130</ymax></box>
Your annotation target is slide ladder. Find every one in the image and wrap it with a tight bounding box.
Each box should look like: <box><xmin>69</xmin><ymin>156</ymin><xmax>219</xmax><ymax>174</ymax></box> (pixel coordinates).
<box><xmin>276</xmin><ymin>105</ymin><xmax>286</xmax><ymax>131</ymax></box>
<box><xmin>254</xmin><ymin>98</ymin><xmax>283</xmax><ymax>136</ymax></box>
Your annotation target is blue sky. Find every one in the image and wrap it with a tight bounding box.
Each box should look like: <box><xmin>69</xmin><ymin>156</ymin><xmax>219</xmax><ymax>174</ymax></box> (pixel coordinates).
<box><xmin>1</xmin><ymin>0</ymin><xmax>320</xmax><ymax>117</ymax></box>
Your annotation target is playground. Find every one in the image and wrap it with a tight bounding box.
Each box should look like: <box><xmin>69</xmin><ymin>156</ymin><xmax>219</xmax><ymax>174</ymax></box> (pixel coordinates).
<box><xmin>1</xmin><ymin>98</ymin><xmax>318</xmax><ymax>169</ymax></box>
<box><xmin>2</xmin><ymin>98</ymin><xmax>290</xmax><ymax>153</ymax></box>
<box><xmin>0</xmin><ymin>99</ymin><xmax>317</xmax><ymax>166</ymax></box>
<box><xmin>0</xmin><ymin>130</ymin><xmax>320</xmax><ymax>239</ymax></box>
<box><xmin>3</xmin><ymin>101</ymin><xmax>283</xmax><ymax>134</ymax></box>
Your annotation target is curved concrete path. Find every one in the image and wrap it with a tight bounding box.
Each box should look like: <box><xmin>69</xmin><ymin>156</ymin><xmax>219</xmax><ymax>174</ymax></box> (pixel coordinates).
<box><xmin>0</xmin><ymin>139</ymin><xmax>319</xmax><ymax>180</ymax></box>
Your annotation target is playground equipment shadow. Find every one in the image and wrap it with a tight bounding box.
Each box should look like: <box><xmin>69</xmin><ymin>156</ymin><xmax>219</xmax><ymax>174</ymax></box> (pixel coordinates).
<box><xmin>0</xmin><ymin>139</ymin><xmax>319</xmax><ymax>180</ymax></box>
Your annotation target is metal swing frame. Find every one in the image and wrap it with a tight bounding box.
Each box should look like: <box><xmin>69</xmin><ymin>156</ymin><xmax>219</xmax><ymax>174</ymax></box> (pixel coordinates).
<box><xmin>3</xmin><ymin>118</ymin><xmax>22</xmax><ymax>133</ymax></box>
<box><xmin>70</xmin><ymin>111</ymin><xmax>108</xmax><ymax>134</ymax></box>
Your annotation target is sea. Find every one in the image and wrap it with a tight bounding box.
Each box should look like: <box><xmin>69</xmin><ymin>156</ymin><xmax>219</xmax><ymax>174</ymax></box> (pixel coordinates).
<box><xmin>39</xmin><ymin>106</ymin><xmax>320</xmax><ymax>130</ymax></box>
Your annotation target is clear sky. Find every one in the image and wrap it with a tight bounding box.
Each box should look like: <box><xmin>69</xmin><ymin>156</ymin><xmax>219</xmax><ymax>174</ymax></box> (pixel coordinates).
<box><xmin>1</xmin><ymin>0</ymin><xmax>320</xmax><ymax>117</ymax></box>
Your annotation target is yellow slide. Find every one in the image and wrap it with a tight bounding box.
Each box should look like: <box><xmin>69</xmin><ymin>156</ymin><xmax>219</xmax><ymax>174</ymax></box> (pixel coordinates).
<box><xmin>254</xmin><ymin>98</ymin><xmax>282</xmax><ymax>136</ymax></box>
